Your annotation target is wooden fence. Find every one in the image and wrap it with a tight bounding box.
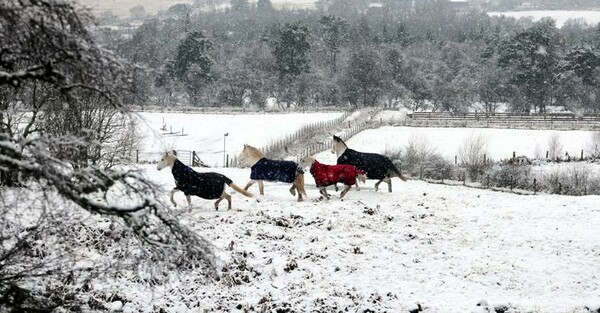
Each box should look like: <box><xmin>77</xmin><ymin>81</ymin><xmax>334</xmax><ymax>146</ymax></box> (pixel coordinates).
<box><xmin>406</xmin><ymin>112</ymin><xmax>600</xmax><ymax>130</ymax></box>
<box><xmin>229</xmin><ymin>111</ymin><xmax>354</xmax><ymax>167</ymax></box>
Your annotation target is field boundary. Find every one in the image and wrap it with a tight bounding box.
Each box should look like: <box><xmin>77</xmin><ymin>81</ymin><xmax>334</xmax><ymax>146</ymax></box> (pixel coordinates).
<box><xmin>405</xmin><ymin>112</ymin><xmax>600</xmax><ymax>130</ymax></box>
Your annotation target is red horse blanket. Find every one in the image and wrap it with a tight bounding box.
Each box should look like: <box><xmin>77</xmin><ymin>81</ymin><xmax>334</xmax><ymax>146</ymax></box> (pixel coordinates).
<box><xmin>309</xmin><ymin>160</ymin><xmax>363</xmax><ymax>187</ymax></box>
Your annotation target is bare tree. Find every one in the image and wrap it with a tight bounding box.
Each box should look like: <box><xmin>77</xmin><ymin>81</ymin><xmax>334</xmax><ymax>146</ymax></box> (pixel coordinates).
<box><xmin>547</xmin><ymin>132</ymin><xmax>564</xmax><ymax>160</ymax></box>
<box><xmin>1</xmin><ymin>1</ymin><xmax>218</xmax><ymax>309</ymax></box>
<box><xmin>458</xmin><ymin>133</ymin><xmax>489</xmax><ymax>180</ymax></box>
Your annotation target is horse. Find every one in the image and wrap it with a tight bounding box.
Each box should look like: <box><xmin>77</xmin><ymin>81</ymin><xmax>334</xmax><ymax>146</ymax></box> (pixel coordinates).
<box><xmin>157</xmin><ymin>151</ymin><xmax>253</xmax><ymax>210</ymax></box>
<box><xmin>300</xmin><ymin>156</ymin><xmax>366</xmax><ymax>200</ymax></box>
<box><xmin>331</xmin><ymin>135</ymin><xmax>407</xmax><ymax>192</ymax></box>
<box><xmin>238</xmin><ymin>144</ymin><xmax>307</xmax><ymax>201</ymax></box>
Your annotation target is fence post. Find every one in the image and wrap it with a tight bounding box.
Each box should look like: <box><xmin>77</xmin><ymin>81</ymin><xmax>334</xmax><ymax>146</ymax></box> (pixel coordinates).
<box><xmin>483</xmin><ymin>154</ymin><xmax>487</xmax><ymax>164</ymax></box>
<box><xmin>486</xmin><ymin>174</ymin><xmax>490</xmax><ymax>188</ymax></box>
<box><xmin>463</xmin><ymin>173</ymin><xmax>466</xmax><ymax>186</ymax></box>
<box><xmin>455</xmin><ymin>155</ymin><xmax>458</xmax><ymax>165</ymax></box>
<box><xmin>226</xmin><ymin>154</ymin><xmax>229</xmax><ymax>167</ymax></box>
<box><xmin>136</xmin><ymin>150</ymin><xmax>139</xmax><ymax>163</ymax></box>
<box><xmin>546</xmin><ymin>151</ymin><xmax>549</xmax><ymax>159</ymax></box>
<box><xmin>533</xmin><ymin>178</ymin><xmax>537</xmax><ymax>195</ymax></box>
<box><xmin>581</xmin><ymin>149</ymin><xmax>584</xmax><ymax>161</ymax></box>
<box><xmin>510</xmin><ymin>175</ymin><xmax>513</xmax><ymax>191</ymax></box>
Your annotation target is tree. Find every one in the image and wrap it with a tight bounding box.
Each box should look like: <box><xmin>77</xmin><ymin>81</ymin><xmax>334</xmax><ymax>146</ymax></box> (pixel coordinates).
<box><xmin>231</xmin><ymin>0</ymin><xmax>250</xmax><ymax>12</ymax></box>
<box><xmin>272</xmin><ymin>23</ymin><xmax>311</xmax><ymax>80</ymax></box>
<box><xmin>170</xmin><ymin>31</ymin><xmax>214</xmax><ymax>105</ymax></box>
<box><xmin>129</xmin><ymin>5</ymin><xmax>146</xmax><ymax>20</ymax></box>
<box><xmin>0</xmin><ymin>1</ymin><xmax>217</xmax><ymax>309</ymax></box>
<box><xmin>319</xmin><ymin>15</ymin><xmax>348</xmax><ymax>74</ymax></box>
<box><xmin>256</xmin><ymin>0</ymin><xmax>273</xmax><ymax>13</ymax></box>
<box><xmin>341</xmin><ymin>48</ymin><xmax>385</xmax><ymax>107</ymax></box>
<box><xmin>498</xmin><ymin>20</ymin><xmax>562</xmax><ymax>113</ymax></box>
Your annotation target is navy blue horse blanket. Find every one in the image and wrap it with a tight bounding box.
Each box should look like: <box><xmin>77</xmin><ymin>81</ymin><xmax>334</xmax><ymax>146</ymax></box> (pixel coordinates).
<box><xmin>337</xmin><ymin>148</ymin><xmax>398</xmax><ymax>180</ymax></box>
<box><xmin>172</xmin><ymin>159</ymin><xmax>231</xmax><ymax>199</ymax></box>
<box><xmin>250</xmin><ymin>157</ymin><xmax>299</xmax><ymax>183</ymax></box>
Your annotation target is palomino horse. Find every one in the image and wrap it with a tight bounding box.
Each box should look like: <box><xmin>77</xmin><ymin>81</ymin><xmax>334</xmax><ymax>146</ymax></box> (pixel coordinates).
<box><xmin>300</xmin><ymin>156</ymin><xmax>366</xmax><ymax>200</ymax></box>
<box><xmin>331</xmin><ymin>135</ymin><xmax>407</xmax><ymax>192</ymax></box>
<box><xmin>238</xmin><ymin>144</ymin><xmax>307</xmax><ymax>201</ymax></box>
<box><xmin>157</xmin><ymin>151</ymin><xmax>252</xmax><ymax>210</ymax></box>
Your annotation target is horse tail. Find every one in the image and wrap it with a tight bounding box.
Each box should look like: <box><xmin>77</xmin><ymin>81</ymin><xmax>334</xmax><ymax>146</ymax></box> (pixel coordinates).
<box><xmin>228</xmin><ymin>182</ymin><xmax>254</xmax><ymax>198</ymax></box>
<box><xmin>391</xmin><ymin>165</ymin><xmax>408</xmax><ymax>181</ymax></box>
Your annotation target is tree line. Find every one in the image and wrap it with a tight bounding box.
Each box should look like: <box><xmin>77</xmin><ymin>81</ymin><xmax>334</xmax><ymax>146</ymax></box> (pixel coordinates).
<box><xmin>102</xmin><ymin>0</ymin><xmax>600</xmax><ymax>113</ymax></box>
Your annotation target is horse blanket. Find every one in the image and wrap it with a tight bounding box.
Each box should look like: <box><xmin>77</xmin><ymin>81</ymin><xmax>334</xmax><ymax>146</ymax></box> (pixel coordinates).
<box><xmin>172</xmin><ymin>159</ymin><xmax>231</xmax><ymax>199</ymax></box>
<box><xmin>309</xmin><ymin>160</ymin><xmax>363</xmax><ymax>187</ymax></box>
<box><xmin>337</xmin><ymin>148</ymin><xmax>396</xmax><ymax>180</ymax></box>
<box><xmin>250</xmin><ymin>157</ymin><xmax>299</xmax><ymax>183</ymax></box>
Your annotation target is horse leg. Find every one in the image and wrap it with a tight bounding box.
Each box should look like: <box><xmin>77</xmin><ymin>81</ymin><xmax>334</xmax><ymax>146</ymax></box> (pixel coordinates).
<box><xmin>334</xmin><ymin>183</ymin><xmax>339</xmax><ymax>192</ymax></box>
<box><xmin>186</xmin><ymin>195</ymin><xmax>192</xmax><ymax>210</ymax></box>
<box><xmin>215</xmin><ymin>191</ymin><xmax>231</xmax><ymax>211</ymax></box>
<box><xmin>293</xmin><ymin>173</ymin><xmax>305</xmax><ymax>202</ymax></box>
<box><xmin>340</xmin><ymin>185</ymin><xmax>352</xmax><ymax>199</ymax></box>
<box><xmin>289</xmin><ymin>184</ymin><xmax>296</xmax><ymax>196</ymax></box>
<box><xmin>258</xmin><ymin>180</ymin><xmax>264</xmax><ymax>195</ymax></box>
<box><xmin>385</xmin><ymin>176</ymin><xmax>392</xmax><ymax>193</ymax></box>
<box><xmin>244</xmin><ymin>180</ymin><xmax>256</xmax><ymax>191</ymax></box>
<box><xmin>170</xmin><ymin>188</ymin><xmax>179</xmax><ymax>207</ymax></box>
<box><xmin>374</xmin><ymin>179</ymin><xmax>384</xmax><ymax>192</ymax></box>
<box><xmin>319</xmin><ymin>187</ymin><xmax>330</xmax><ymax>200</ymax></box>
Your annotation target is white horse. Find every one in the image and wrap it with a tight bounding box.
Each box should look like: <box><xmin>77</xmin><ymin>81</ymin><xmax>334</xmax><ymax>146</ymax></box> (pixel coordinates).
<box><xmin>157</xmin><ymin>151</ymin><xmax>252</xmax><ymax>210</ymax></box>
<box><xmin>238</xmin><ymin>144</ymin><xmax>307</xmax><ymax>201</ymax></box>
<box><xmin>331</xmin><ymin>135</ymin><xmax>407</xmax><ymax>192</ymax></box>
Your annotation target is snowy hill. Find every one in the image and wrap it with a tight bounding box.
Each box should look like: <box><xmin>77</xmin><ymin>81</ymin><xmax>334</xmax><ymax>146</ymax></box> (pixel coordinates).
<box><xmin>123</xmin><ymin>164</ymin><xmax>600</xmax><ymax>312</ymax></box>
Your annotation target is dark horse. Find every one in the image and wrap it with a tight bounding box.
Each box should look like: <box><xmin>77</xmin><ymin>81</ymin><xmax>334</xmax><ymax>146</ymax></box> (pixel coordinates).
<box><xmin>331</xmin><ymin>135</ymin><xmax>407</xmax><ymax>192</ymax></box>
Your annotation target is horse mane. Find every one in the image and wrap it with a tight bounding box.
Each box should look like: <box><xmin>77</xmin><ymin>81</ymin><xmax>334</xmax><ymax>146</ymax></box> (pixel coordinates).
<box><xmin>244</xmin><ymin>145</ymin><xmax>265</xmax><ymax>158</ymax></box>
<box><xmin>240</xmin><ymin>144</ymin><xmax>264</xmax><ymax>164</ymax></box>
<box><xmin>333</xmin><ymin>135</ymin><xmax>347</xmax><ymax>148</ymax></box>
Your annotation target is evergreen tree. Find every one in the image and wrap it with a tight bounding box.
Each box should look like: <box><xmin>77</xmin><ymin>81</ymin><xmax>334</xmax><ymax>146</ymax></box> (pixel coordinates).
<box><xmin>272</xmin><ymin>23</ymin><xmax>311</xmax><ymax>79</ymax></box>
<box><xmin>170</xmin><ymin>31</ymin><xmax>213</xmax><ymax>105</ymax></box>
<box><xmin>498</xmin><ymin>20</ymin><xmax>562</xmax><ymax>113</ymax></box>
<box><xmin>341</xmin><ymin>48</ymin><xmax>384</xmax><ymax>107</ymax></box>
<box><xmin>319</xmin><ymin>15</ymin><xmax>348</xmax><ymax>74</ymax></box>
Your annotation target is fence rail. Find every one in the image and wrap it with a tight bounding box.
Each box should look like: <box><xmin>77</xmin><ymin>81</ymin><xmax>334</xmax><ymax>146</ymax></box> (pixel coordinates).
<box><xmin>406</xmin><ymin>112</ymin><xmax>600</xmax><ymax>130</ymax></box>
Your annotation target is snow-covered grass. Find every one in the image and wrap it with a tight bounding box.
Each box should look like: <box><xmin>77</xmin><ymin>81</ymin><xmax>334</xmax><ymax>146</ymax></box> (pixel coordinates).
<box><xmin>314</xmin><ymin>126</ymin><xmax>595</xmax><ymax>164</ymax></box>
<box><xmin>135</xmin><ymin>111</ymin><xmax>343</xmax><ymax>166</ymax></box>
<box><xmin>488</xmin><ymin>10</ymin><xmax>600</xmax><ymax>28</ymax></box>
<box><xmin>105</xmin><ymin>164</ymin><xmax>600</xmax><ymax>312</ymax></box>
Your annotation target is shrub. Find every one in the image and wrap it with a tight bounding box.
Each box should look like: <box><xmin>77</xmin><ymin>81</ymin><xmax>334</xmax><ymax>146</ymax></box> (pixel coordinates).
<box><xmin>458</xmin><ymin>133</ymin><xmax>490</xmax><ymax>181</ymax></box>
<box><xmin>485</xmin><ymin>164</ymin><xmax>531</xmax><ymax>189</ymax></box>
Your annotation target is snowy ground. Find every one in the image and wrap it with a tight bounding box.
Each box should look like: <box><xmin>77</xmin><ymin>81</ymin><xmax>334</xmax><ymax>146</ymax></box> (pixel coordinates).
<box><xmin>488</xmin><ymin>10</ymin><xmax>600</xmax><ymax>28</ymax></box>
<box><xmin>135</xmin><ymin>112</ymin><xmax>342</xmax><ymax>166</ymax></box>
<box><xmin>313</xmin><ymin>126</ymin><xmax>596</xmax><ymax>164</ymax></box>
<box><xmin>119</xmin><ymin>164</ymin><xmax>600</xmax><ymax>312</ymax></box>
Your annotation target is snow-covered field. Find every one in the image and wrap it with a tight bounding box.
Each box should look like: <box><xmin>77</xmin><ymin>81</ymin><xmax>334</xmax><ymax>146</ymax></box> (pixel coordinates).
<box><xmin>115</xmin><ymin>164</ymin><xmax>600</xmax><ymax>312</ymax></box>
<box><xmin>109</xmin><ymin>122</ymin><xmax>600</xmax><ymax>312</ymax></box>
<box><xmin>488</xmin><ymin>10</ymin><xmax>600</xmax><ymax>28</ymax></box>
<box><xmin>135</xmin><ymin>111</ymin><xmax>343</xmax><ymax>166</ymax></box>
<box><xmin>314</xmin><ymin>126</ymin><xmax>595</xmax><ymax>164</ymax></box>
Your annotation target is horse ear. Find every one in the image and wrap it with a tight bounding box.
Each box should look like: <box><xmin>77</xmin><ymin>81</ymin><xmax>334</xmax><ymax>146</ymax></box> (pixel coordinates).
<box><xmin>172</xmin><ymin>150</ymin><xmax>177</xmax><ymax>156</ymax></box>
<box><xmin>333</xmin><ymin>135</ymin><xmax>340</xmax><ymax>141</ymax></box>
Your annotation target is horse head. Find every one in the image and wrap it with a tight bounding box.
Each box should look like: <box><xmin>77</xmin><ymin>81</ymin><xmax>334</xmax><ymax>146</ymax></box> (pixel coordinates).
<box><xmin>299</xmin><ymin>156</ymin><xmax>316</xmax><ymax>169</ymax></box>
<box><xmin>331</xmin><ymin>135</ymin><xmax>347</xmax><ymax>156</ymax></box>
<box><xmin>238</xmin><ymin>144</ymin><xmax>263</xmax><ymax>166</ymax></box>
<box><xmin>157</xmin><ymin>150</ymin><xmax>177</xmax><ymax>170</ymax></box>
